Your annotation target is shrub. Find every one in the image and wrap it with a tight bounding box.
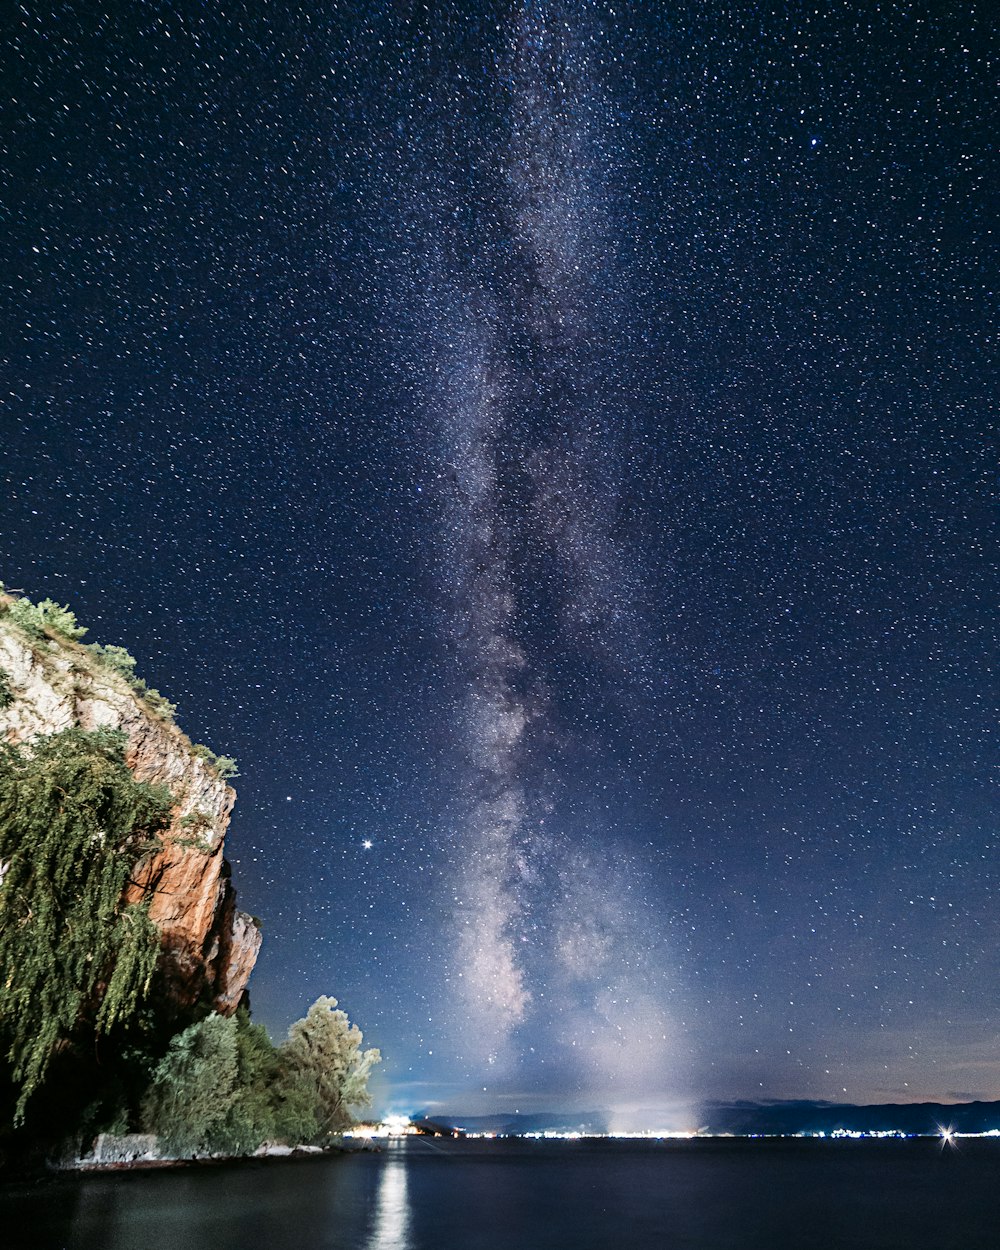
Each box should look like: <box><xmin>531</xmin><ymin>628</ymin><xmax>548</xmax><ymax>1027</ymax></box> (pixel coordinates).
<box><xmin>173</xmin><ymin>809</ymin><xmax>214</xmax><ymax>851</ymax></box>
<box><xmin>5</xmin><ymin>598</ymin><xmax>46</xmax><ymax>639</ymax></box>
<box><xmin>191</xmin><ymin>744</ymin><xmax>239</xmax><ymax>780</ymax></box>
<box><xmin>5</xmin><ymin>596</ymin><xmax>87</xmax><ymax>641</ymax></box>
<box><xmin>133</xmin><ymin>682</ymin><xmax>178</xmax><ymax>720</ymax></box>
<box><xmin>88</xmin><ymin>644</ymin><xmax>178</xmax><ymax>719</ymax></box>
<box><xmin>89</xmin><ymin>643</ymin><xmax>138</xmax><ymax>679</ymax></box>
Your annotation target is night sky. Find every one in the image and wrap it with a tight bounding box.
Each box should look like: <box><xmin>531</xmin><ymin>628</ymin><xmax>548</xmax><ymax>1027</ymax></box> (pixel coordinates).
<box><xmin>1</xmin><ymin>1</ymin><xmax>995</xmax><ymax>1124</ymax></box>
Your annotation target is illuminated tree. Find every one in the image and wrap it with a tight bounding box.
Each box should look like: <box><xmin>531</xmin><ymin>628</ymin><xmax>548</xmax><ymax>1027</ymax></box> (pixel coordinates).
<box><xmin>141</xmin><ymin>1013</ymin><xmax>239</xmax><ymax>1155</ymax></box>
<box><xmin>281</xmin><ymin>996</ymin><xmax>381</xmax><ymax>1138</ymax></box>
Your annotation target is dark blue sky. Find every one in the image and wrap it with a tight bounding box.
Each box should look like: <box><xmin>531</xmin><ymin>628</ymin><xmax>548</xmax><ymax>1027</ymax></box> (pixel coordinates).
<box><xmin>1</xmin><ymin>1</ymin><xmax>995</xmax><ymax>1123</ymax></box>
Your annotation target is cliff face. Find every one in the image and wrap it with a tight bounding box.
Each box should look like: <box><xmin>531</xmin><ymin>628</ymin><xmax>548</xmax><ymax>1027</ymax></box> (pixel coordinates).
<box><xmin>0</xmin><ymin>615</ymin><xmax>261</xmax><ymax>1015</ymax></box>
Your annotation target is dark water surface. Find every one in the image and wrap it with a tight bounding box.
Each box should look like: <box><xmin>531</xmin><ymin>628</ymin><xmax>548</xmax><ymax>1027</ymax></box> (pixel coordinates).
<box><xmin>3</xmin><ymin>1137</ymin><xmax>998</xmax><ymax>1250</ymax></box>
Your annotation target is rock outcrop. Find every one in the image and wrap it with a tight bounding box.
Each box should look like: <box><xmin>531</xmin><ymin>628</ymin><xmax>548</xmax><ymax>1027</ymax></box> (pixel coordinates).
<box><xmin>0</xmin><ymin>604</ymin><xmax>261</xmax><ymax>1014</ymax></box>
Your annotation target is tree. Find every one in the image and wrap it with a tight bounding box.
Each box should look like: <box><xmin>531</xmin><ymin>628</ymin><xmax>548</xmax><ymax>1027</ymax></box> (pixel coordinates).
<box><xmin>0</xmin><ymin>728</ymin><xmax>170</xmax><ymax>1122</ymax></box>
<box><xmin>138</xmin><ymin>998</ymin><xmax>380</xmax><ymax>1155</ymax></box>
<box><xmin>215</xmin><ymin>1009</ymin><xmax>298</xmax><ymax>1155</ymax></box>
<box><xmin>281</xmin><ymin>996</ymin><xmax>380</xmax><ymax>1139</ymax></box>
<box><xmin>141</xmin><ymin>1013</ymin><xmax>240</xmax><ymax>1156</ymax></box>
<box><xmin>140</xmin><ymin>1009</ymin><xmax>324</xmax><ymax>1155</ymax></box>
<box><xmin>268</xmin><ymin>1058</ymin><xmax>320</xmax><ymax>1146</ymax></box>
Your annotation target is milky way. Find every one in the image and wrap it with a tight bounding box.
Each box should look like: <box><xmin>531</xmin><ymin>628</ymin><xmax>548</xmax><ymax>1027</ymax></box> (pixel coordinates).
<box><xmin>413</xmin><ymin>3</ymin><xmax>677</xmax><ymax>1087</ymax></box>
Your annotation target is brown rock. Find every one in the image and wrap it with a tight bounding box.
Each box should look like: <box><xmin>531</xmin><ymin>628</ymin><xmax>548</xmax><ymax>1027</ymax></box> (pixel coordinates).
<box><xmin>0</xmin><ymin>607</ymin><xmax>261</xmax><ymax>1014</ymax></box>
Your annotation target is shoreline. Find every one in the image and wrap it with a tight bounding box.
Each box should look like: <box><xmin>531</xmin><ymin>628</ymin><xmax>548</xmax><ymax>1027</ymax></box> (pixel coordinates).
<box><xmin>1</xmin><ymin>1140</ymin><xmax>377</xmax><ymax>1185</ymax></box>
<box><xmin>66</xmin><ymin>1143</ymin><xmax>363</xmax><ymax>1175</ymax></box>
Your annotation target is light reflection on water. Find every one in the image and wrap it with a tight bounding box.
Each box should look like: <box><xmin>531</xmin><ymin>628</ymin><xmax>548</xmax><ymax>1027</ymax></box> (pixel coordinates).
<box><xmin>4</xmin><ymin>1139</ymin><xmax>1000</xmax><ymax>1250</ymax></box>
<box><xmin>366</xmin><ymin>1154</ymin><xmax>410</xmax><ymax>1250</ymax></box>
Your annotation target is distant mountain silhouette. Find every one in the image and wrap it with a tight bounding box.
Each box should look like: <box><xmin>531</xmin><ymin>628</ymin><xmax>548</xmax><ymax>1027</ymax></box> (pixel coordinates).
<box><xmin>413</xmin><ymin>1101</ymin><xmax>1000</xmax><ymax>1138</ymax></box>
<box><xmin>411</xmin><ymin>1111</ymin><xmax>610</xmax><ymax>1136</ymax></box>
<box><xmin>699</xmin><ymin>1100</ymin><xmax>1000</xmax><ymax>1136</ymax></box>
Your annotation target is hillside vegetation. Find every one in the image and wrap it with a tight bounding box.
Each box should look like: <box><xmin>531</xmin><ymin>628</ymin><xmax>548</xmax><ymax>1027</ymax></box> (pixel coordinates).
<box><xmin>0</xmin><ymin>590</ymin><xmax>378</xmax><ymax>1166</ymax></box>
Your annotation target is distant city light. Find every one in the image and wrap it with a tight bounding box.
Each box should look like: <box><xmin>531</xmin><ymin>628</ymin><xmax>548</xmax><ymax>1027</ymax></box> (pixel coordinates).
<box><xmin>342</xmin><ymin>1122</ymin><xmax>1000</xmax><ymax>1143</ymax></box>
<box><xmin>344</xmin><ymin>1115</ymin><xmax>416</xmax><ymax>1139</ymax></box>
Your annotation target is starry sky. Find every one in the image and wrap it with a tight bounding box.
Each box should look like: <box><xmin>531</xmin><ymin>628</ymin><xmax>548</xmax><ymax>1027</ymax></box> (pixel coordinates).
<box><xmin>1</xmin><ymin>1</ymin><xmax>995</xmax><ymax>1123</ymax></box>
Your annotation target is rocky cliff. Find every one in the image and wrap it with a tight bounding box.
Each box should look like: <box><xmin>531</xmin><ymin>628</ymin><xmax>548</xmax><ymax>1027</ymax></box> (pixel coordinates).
<box><xmin>0</xmin><ymin>601</ymin><xmax>261</xmax><ymax>1015</ymax></box>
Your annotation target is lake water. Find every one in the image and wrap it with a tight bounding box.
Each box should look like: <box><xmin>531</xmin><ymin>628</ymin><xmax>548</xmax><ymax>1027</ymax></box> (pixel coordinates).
<box><xmin>3</xmin><ymin>1136</ymin><xmax>998</xmax><ymax>1249</ymax></box>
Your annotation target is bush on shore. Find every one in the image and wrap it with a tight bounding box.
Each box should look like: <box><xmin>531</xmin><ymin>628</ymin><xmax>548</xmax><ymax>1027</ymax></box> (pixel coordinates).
<box><xmin>141</xmin><ymin>1001</ymin><xmax>379</xmax><ymax>1157</ymax></box>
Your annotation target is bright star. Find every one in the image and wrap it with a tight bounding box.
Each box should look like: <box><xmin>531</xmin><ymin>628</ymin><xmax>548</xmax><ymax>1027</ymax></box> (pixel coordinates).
<box><xmin>362</xmin><ymin>839</ymin><xmax>373</xmax><ymax>850</ymax></box>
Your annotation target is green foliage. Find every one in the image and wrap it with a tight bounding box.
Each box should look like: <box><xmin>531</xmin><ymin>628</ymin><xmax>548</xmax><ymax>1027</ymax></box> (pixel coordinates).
<box><xmin>130</xmin><ymin>679</ymin><xmax>178</xmax><ymax>720</ymax></box>
<box><xmin>141</xmin><ymin>1009</ymin><xmax>316</xmax><ymax>1156</ymax></box>
<box><xmin>281</xmin><ymin>996</ymin><xmax>381</xmax><ymax>1139</ymax></box>
<box><xmin>4</xmin><ymin>598</ymin><xmax>42</xmax><ymax>638</ymax></box>
<box><xmin>181</xmin><ymin>809</ymin><xmax>213</xmax><ymax>832</ymax></box>
<box><xmin>138</xmin><ymin>997</ymin><xmax>378</xmax><ymax>1156</ymax></box>
<box><xmin>5</xmin><ymin>596</ymin><xmax>87</xmax><ymax>642</ymax></box>
<box><xmin>0</xmin><ymin>667</ymin><xmax>11</xmax><ymax>710</ymax></box>
<box><xmin>173</xmin><ymin>809</ymin><xmax>214</xmax><ymax>852</ymax></box>
<box><xmin>191</xmin><ymin>744</ymin><xmax>239</xmax><ymax>780</ymax></box>
<box><xmin>40</xmin><ymin>599</ymin><xmax>87</xmax><ymax>639</ymax></box>
<box><xmin>0</xmin><ymin>727</ymin><xmax>171</xmax><ymax>1122</ymax></box>
<box><xmin>221</xmin><ymin>1011</ymin><xmax>282</xmax><ymax>1153</ymax></box>
<box><xmin>224</xmin><ymin>1008</ymin><xmax>327</xmax><ymax>1153</ymax></box>
<box><xmin>268</xmin><ymin>1061</ymin><xmax>319</xmax><ymax>1145</ymax></box>
<box><xmin>88</xmin><ymin>645</ymin><xmax>178</xmax><ymax>719</ymax></box>
<box><xmin>88</xmin><ymin>643</ymin><xmax>138</xmax><ymax>679</ymax></box>
<box><xmin>141</xmin><ymin>1013</ymin><xmax>240</xmax><ymax>1156</ymax></box>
